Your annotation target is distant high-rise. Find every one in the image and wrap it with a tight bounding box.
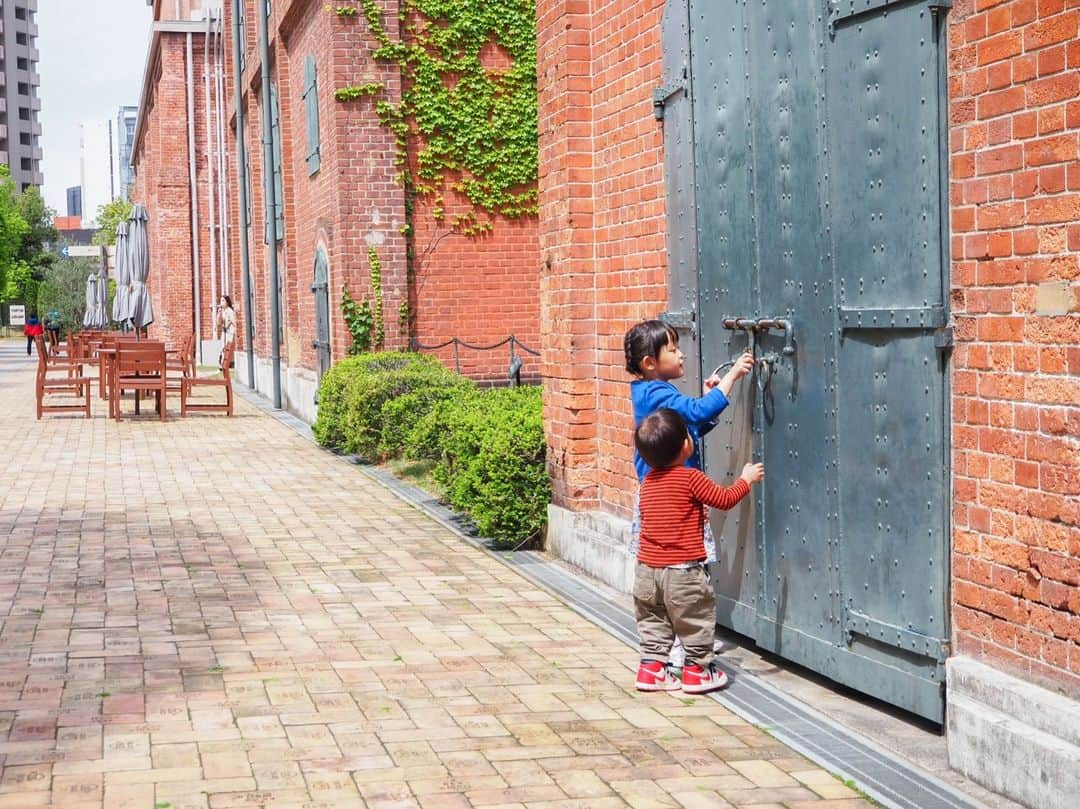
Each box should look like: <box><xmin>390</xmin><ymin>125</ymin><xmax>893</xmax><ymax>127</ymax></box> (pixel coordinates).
<box><xmin>66</xmin><ymin>185</ymin><xmax>82</xmax><ymax>218</ymax></box>
<box><xmin>80</xmin><ymin>121</ymin><xmax>112</xmax><ymax>227</ymax></box>
<box><xmin>0</xmin><ymin>1</ymin><xmax>44</xmax><ymax>191</ymax></box>
<box><xmin>116</xmin><ymin>106</ymin><xmax>138</xmax><ymax>200</ymax></box>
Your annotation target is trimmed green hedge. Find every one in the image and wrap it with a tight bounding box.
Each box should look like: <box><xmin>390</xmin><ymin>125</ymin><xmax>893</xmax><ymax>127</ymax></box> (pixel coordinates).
<box><xmin>313</xmin><ymin>352</ymin><xmax>548</xmax><ymax>546</ymax></box>
<box><xmin>312</xmin><ymin>352</ymin><xmax>462</xmax><ymax>458</ymax></box>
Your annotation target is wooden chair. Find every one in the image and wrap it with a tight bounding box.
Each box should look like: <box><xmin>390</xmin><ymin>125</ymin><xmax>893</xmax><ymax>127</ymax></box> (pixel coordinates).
<box><xmin>34</xmin><ymin>334</ymin><xmax>93</xmax><ymax>419</ymax></box>
<box><xmin>166</xmin><ymin>333</ymin><xmax>196</xmax><ymax>395</ymax></box>
<box><xmin>112</xmin><ymin>341</ymin><xmax>168</xmax><ymax>421</ymax></box>
<box><xmin>181</xmin><ymin>342</ymin><xmax>234</xmax><ymax>416</ymax></box>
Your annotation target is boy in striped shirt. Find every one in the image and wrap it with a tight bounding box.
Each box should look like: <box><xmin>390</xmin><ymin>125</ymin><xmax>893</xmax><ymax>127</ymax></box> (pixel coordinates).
<box><xmin>633</xmin><ymin>408</ymin><xmax>764</xmax><ymax>694</ymax></box>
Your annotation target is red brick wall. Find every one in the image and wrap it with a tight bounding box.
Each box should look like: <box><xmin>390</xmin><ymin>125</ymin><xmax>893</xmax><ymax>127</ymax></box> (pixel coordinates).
<box><xmin>220</xmin><ymin>0</ymin><xmax>537</xmax><ymax>380</ymax></box>
<box><xmin>947</xmin><ymin>0</ymin><xmax>1079</xmax><ymax>695</ymax></box>
<box><xmin>410</xmin><ymin>192</ymin><xmax>542</xmax><ymax>382</ymax></box>
<box><xmin>536</xmin><ymin>0</ymin><xmax>1079</xmax><ymax>694</ymax></box>
<box><xmin>537</xmin><ymin>0</ymin><xmax>667</xmax><ymax>511</ymax></box>
<box><xmin>132</xmin><ymin>35</ymin><xmax>197</xmax><ymax>352</ymax></box>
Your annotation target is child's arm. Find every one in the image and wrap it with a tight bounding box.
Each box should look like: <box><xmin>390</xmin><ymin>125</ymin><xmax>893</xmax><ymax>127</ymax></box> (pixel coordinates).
<box><xmin>687</xmin><ymin>465</ymin><xmax>763</xmax><ymax>510</ymax></box>
<box><xmin>647</xmin><ymin>383</ymin><xmax>731</xmax><ymax>425</ymax></box>
<box><xmin>704</xmin><ymin>352</ymin><xmax>755</xmax><ymax>395</ymax></box>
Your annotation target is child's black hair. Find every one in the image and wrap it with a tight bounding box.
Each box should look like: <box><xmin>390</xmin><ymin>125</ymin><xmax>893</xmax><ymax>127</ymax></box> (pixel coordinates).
<box><xmin>634</xmin><ymin>408</ymin><xmax>688</xmax><ymax>470</ymax></box>
<box><xmin>624</xmin><ymin>319</ymin><xmax>678</xmax><ymax>375</ymax></box>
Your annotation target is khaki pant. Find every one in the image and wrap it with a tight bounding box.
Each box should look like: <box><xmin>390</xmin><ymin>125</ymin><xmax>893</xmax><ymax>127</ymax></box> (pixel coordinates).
<box><xmin>634</xmin><ymin>562</ymin><xmax>716</xmax><ymax>667</ymax></box>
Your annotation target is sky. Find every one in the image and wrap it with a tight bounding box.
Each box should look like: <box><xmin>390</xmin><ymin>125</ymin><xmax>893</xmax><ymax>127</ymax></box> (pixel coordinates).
<box><xmin>38</xmin><ymin>0</ymin><xmax>153</xmax><ymax>215</ymax></box>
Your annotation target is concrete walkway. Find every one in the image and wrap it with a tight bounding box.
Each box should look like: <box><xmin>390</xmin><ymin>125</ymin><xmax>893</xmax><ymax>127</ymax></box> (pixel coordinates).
<box><xmin>0</xmin><ymin>340</ymin><xmax>870</xmax><ymax>809</ymax></box>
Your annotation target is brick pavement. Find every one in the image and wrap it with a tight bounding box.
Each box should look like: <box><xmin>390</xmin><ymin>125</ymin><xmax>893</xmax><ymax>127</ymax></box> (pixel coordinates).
<box><xmin>0</xmin><ymin>342</ymin><xmax>870</xmax><ymax>808</ymax></box>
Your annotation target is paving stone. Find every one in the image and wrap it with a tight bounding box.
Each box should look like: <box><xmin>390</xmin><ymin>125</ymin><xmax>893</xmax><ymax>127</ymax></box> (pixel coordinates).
<box><xmin>0</xmin><ymin>352</ymin><xmax>873</xmax><ymax>808</ymax></box>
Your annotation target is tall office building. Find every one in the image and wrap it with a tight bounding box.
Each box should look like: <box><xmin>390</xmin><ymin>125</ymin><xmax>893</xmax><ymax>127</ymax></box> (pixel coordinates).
<box><xmin>66</xmin><ymin>185</ymin><xmax>81</xmax><ymax>217</ymax></box>
<box><xmin>0</xmin><ymin>0</ymin><xmax>44</xmax><ymax>191</ymax></box>
<box><xmin>116</xmin><ymin>105</ymin><xmax>137</xmax><ymax>200</ymax></box>
<box><xmin>79</xmin><ymin>120</ymin><xmax>112</xmax><ymax>227</ymax></box>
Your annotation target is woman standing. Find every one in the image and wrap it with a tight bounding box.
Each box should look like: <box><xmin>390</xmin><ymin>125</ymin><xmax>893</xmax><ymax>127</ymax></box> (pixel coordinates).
<box><xmin>217</xmin><ymin>295</ymin><xmax>236</xmax><ymax>366</ymax></box>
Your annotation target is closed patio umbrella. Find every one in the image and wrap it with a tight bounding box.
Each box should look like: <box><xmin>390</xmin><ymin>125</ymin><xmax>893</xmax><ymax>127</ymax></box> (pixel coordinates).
<box><xmin>82</xmin><ymin>273</ymin><xmax>98</xmax><ymax>327</ymax></box>
<box><xmin>112</xmin><ymin>222</ymin><xmax>131</xmax><ymax>327</ymax></box>
<box><xmin>127</xmin><ymin>203</ymin><xmax>154</xmax><ymax>330</ymax></box>
<box><xmin>96</xmin><ymin>264</ymin><xmax>109</xmax><ymax>327</ymax></box>
<box><xmin>83</xmin><ymin>272</ymin><xmax>107</xmax><ymax>328</ymax></box>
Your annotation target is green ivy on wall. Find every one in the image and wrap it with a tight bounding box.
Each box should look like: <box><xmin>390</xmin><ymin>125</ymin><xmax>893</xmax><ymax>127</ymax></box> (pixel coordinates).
<box><xmin>334</xmin><ymin>0</ymin><xmax>539</xmax><ymax>235</ymax></box>
<box><xmin>367</xmin><ymin>245</ymin><xmax>386</xmax><ymax>348</ymax></box>
<box><xmin>341</xmin><ymin>246</ymin><xmax>387</xmax><ymax>353</ymax></box>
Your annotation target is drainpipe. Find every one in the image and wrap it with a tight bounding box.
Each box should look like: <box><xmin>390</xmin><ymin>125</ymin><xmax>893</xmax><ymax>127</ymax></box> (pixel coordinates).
<box><xmin>186</xmin><ymin>32</ymin><xmax>203</xmax><ymax>364</ymax></box>
<box><xmin>257</xmin><ymin>0</ymin><xmax>282</xmax><ymax>408</ymax></box>
<box><xmin>204</xmin><ymin>15</ymin><xmax>219</xmax><ymax>340</ymax></box>
<box><xmin>232</xmin><ymin>0</ymin><xmax>255</xmax><ymax>389</ymax></box>
<box><xmin>215</xmin><ymin>16</ymin><xmax>231</xmax><ymax>299</ymax></box>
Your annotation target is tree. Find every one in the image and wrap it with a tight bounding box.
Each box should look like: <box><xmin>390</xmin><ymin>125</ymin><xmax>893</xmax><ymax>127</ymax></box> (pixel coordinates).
<box><xmin>92</xmin><ymin>198</ymin><xmax>133</xmax><ymax>246</ymax></box>
<box><xmin>37</xmin><ymin>257</ymin><xmax>99</xmax><ymax>333</ymax></box>
<box><xmin>0</xmin><ymin>166</ymin><xmax>29</xmax><ymax>300</ymax></box>
<box><xmin>17</xmin><ymin>186</ymin><xmax>58</xmax><ymax>275</ymax></box>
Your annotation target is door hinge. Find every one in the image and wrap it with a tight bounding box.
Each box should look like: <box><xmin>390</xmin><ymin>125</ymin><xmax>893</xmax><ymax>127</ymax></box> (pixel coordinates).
<box><xmin>660</xmin><ymin>309</ymin><xmax>696</xmax><ymax>336</ymax></box>
<box><xmin>844</xmin><ymin>607</ymin><xmax>950</xmax><ymax>663</ymax></box>
<box><xmin>830</xmin><ymin>0</ymin><xmax>951</xmax><ymax>36</ymax></box>
<box><xmin>934</xmin><ymin>326</ymin><xmax>954</xmax><ymax>351</ymax></box>
<box><xmin>653</xmin><ymin>64</ymin><xmax>688</xmax><ymax>120</ymax></box>
<box><xmin>838</xmin><ymin>305</ymin><xmax>945</xmax><ymax>331</ymax></box>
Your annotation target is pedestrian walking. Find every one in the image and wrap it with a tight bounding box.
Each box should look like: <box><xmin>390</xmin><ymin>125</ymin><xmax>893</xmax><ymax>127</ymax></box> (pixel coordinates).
<box><xmin>624</xmin><ymin>318</ymin><xmax>754</xmax><ymax>671</ymax></box>
<box><xmin>632</xmin><ymin>408</ymin><xmax>764</xmax><ymax>694</ymax></box>
<box><xmin>23</xmin><ymin>312</ymin><xmax>43</xmax><ymax>356</ymax></box>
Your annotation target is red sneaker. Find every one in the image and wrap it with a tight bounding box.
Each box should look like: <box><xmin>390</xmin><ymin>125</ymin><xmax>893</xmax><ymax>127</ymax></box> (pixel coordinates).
<box><xmin>635</xmin><ymin>659</ymin><xmax>681</xmax><ymax>692</ymax></box>
<box><xmin>681</xmin><ymin>662</ymin><xmax>729</xmax><ymax>694</ymax></box>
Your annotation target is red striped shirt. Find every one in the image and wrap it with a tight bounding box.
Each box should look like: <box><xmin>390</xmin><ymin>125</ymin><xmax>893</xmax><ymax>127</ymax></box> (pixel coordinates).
<box><xmin>638</xmin><ymin>466</ymin><xmax>750</xmax><ymax>567</ymax></box>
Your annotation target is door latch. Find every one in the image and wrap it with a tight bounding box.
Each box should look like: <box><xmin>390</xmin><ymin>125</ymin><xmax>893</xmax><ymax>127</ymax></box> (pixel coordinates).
<box><xmin>721</xmin><ymin>316</ymin><xmax>796</xmax><ymax>356</ymax></box>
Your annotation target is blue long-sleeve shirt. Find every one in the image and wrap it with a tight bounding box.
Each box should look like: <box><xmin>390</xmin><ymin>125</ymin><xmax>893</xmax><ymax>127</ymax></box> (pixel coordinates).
<box><xmin>631</xmin><ymin>380</ymin><xmax>729</xmax><ymax>481</ymax></box>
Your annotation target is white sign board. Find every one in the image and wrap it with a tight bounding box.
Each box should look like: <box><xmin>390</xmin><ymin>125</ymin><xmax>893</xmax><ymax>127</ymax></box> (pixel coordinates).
<box><xmin>65</xmin><ymin>245</ymin><xmax>104</xmax><ymax>258</ymax></box>
<box><xmin>9</xmin><ymin>305</ymin><xmax>25</xmax><ymax>326</ymax></box>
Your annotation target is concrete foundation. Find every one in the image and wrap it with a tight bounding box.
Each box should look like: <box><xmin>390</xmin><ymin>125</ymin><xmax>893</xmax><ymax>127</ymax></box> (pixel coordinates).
<box><xmin>947</xmin><ymin>656</ymin><xmax>1079</xmax><ymax>809</ymax></box>
<box><xmin>235</xmin><ymin>351</ymin><xmax>318</xmax><ymax>425</ymax></box>
<box><xmin>546</xmin><ymin>504</ymin><xmax>635</xmax><ymax>594</ymax></box>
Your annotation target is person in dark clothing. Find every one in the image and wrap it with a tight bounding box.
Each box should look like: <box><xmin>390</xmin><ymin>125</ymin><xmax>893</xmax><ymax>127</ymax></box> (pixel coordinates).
<box><xmin>24</xmin><ymin>312</ymin><xmax>43</xmax><ymax>356</ymax></box>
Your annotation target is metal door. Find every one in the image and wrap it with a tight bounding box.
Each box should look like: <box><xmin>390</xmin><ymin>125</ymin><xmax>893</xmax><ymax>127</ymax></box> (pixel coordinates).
<box><xmin>311</xmin><ymin>247</ymin><xmax>331</xmax><ymax>398</ymax></box>
<box><xmin>660</xmin><ymin>0</ymin><xmax>951</xmax><ymax>722</ymax></box>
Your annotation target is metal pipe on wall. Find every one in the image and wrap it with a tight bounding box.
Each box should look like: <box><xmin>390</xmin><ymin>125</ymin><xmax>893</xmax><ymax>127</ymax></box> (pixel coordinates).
<box><xmin>216</xmin><ymin>14</ymin><xmax>231</xmax><ymax>299</ymax></box>
<box><xmin>204</xmin><ymin>14</ymin><xmax>219</xmax><ymax>340</ymax></box>
<box><xmin>231</xmin><ymin>0</ymin><xmax>255</xmax><ymax>389</ymax></box>
<box><xmin>186</xmin><ymin>32</ymin><xmax>203</xmax><ymax>364</ymax></box>
<box><xmin>257</xmin><ymin>0</ymin><xmax>282</xmax><ymax>408</ymax></box>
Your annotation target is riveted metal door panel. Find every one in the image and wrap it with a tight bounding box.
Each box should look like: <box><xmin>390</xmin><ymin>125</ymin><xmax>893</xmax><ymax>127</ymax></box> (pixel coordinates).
<box><xmin>687</xmin><ymin>0</ymin><xmax>760</xmax><ymax>638</ymax></box>
<box><xmin>665</xmin><ymin>0</ymin><xmax>950</xmax><ymax>722</ymax></box>
<box><xmin>826</xmin><ymin>1</ymin><xmax>950</xmax><ymax>721</ymax></box>
<box><xmin>741</xmin><ymin>0</ymin><xmax>842</xmax><ymax>669</ymax></box>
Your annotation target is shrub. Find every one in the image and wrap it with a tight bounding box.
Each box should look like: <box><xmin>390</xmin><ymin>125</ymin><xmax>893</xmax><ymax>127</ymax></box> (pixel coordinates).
<box><xmin>405</xmin><ymin>386</ymin><xmax>548</xmax><ymax>545</ymax></box>
<box><xmin>313</xmin><ymin>351</ymin><xmax>459</xmax><ymax>458</ymax></box>
<box><xmin>314</xmin><ymin>351</ymin><xmax>548</xmax><ymax>547</ymax></box>
<box><xmin>378</xmin><ymin>380</ymin><xmax>474</xmax><ymax>458</ymax></box>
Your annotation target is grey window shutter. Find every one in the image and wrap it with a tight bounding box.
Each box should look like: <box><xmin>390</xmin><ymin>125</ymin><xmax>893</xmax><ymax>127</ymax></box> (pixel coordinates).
<box><xmin>270</xmin><ymin>83</ymin><xmax>284</xmax><ymax>242</ymax></box>
<box><xmin>303</xmin><ymin>55</ymin><xmax>321</xmax><ymax>175</ymax></box>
